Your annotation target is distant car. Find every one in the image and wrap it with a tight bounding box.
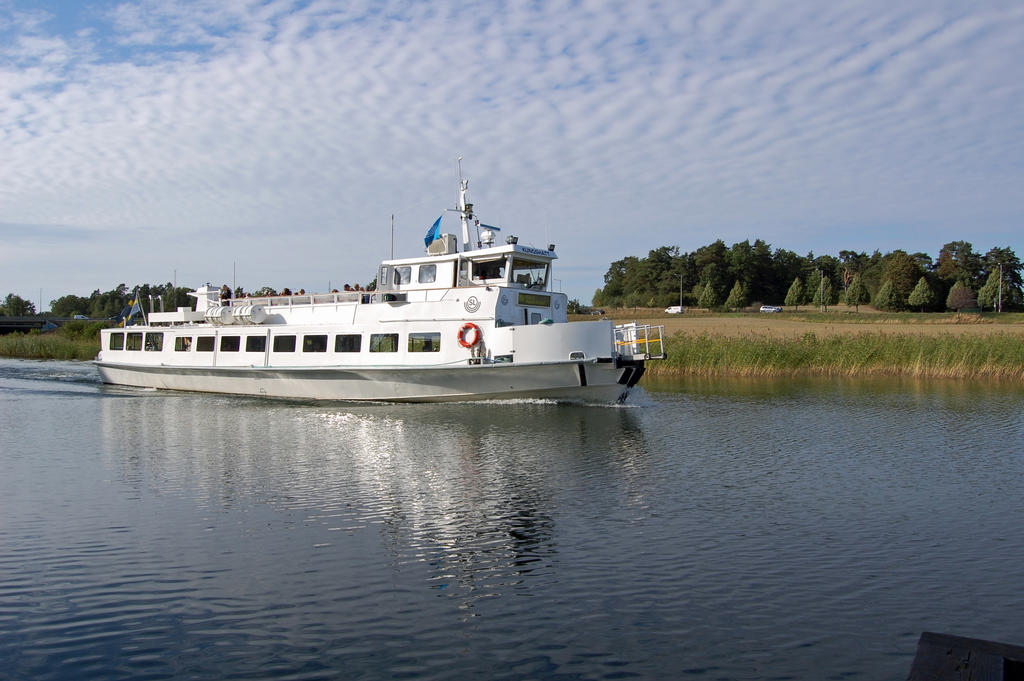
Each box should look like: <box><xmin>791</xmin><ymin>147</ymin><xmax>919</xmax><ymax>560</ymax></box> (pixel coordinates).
<box><xmin>759</xmin><ymin>305</ymin><xmax>783</xmax><ymax>313</ymax></box>
<box><xmin>589</xmin><ymin>309</ymin><xmax>606</xmax><ymax>315</ymax></box>
<box><xmin>72</xmin><ymin>314</ymin><xmax>89</xmax><ymax>319</ymax></box>
<box><xmin>664</xmin><ymin>305</ymin><xmax>684</xmax><ymax>314</ymax></box>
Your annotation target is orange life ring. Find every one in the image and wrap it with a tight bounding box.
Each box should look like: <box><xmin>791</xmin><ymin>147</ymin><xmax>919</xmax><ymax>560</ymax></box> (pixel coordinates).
<box><xmin>458</xmin><ymin>322</ymin><xmax>481</xmax><ymax>348</ymax></box>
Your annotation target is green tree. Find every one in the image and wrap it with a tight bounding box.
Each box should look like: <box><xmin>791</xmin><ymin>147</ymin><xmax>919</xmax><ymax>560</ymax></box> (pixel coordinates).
<box><xmin>784</xmin><ymin>277</ymin><xmax>804</xmax><ymax>311</ymax></box>
<box><xmin>838</xmin><ymin>250</ymin><xmax>871</xmax><ymax>277</ymax></box>
<box><xmin>810</xmin><ymin>273</ymin><xmax>836</xmax><ymax>311</ymax></box>
<box><xmin>907</xmin><ymin>277</ymin><xmax>935</xmax><ymax>312</ymax></box>
<box><xmin>724</xmin><ymin>280</ymin><xmax>747</xmax><ymax>311</ymax></box>
<box><xmin>845</xmin><ymin>274</ymin><xmax>870</xmax><ymax>311</ymax></box>
<box><xmin>936</xmin><ymin>241</ymin><xmax>983</xmax><ymax>288</ymax></box>
<box><xmin>697</xmin><ymin>261</ymin><xmax>728</xmax><ymax>308</ymax></box>
<box><xmin>727</xmin><ymin>239</ymin><xmax>775</xmax><ymax>303</ymax></box>
<box><xmin>600</xmin><ymin>255</ymin><xmax>639</xmax><ymax>305</ymax></box>
<box><xmin>874</xmin><ymin>280</ymin><xmax>898</xmax><ymax>311</ymax></box>
<box><xmin>982</xmin><ymin>247</ymin><xmax>1023</xmax><ymax>311</ymax></box>
<box><xmin>946</xmin><ymin>281</ymin><xmax>977</xmax><ymax>317</ymax></box>
<box><xmin>977</xmin><ymin>271</ymin><xmax>1000</xmax><ymax>311</ymax></box>
<box><xmin>50</xmin><ymin>294</ymin><xmax>91</xmax><ymax>317</ymax></box>
<box><xmin>1</xmin><ymin>293</ymin><xmax>36</xmax><ymax>316</ymax></box>
<box><xmin>698</xmin><ymin>281</ymin><xmax>719</xmax><ymax>310</ymax></box>
<box><xmin>878</xmin><ymin>249</ymin><xmax>922</xmax><ymax>310</ymax></box>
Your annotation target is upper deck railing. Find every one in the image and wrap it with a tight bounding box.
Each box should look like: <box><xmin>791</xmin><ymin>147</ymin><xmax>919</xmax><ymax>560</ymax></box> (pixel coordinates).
<box><xmin>226</xmin><ymin>291</ymin><xmax>393</xmax><ymax>308</ymax></box>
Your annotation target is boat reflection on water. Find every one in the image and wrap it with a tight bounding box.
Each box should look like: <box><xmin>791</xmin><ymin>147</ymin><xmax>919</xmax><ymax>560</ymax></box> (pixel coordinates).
<box><xmin>99</xmin><ymin>391</ymin><xmax>650</xmax><ymax>611</ymax></box>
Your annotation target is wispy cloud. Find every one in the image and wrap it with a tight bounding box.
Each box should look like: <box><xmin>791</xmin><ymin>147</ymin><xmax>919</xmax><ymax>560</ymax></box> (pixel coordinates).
<box><xmin>1</xmin><ymin>0</ymin><xmax>1022</xmax><ymax>303</ymax></box>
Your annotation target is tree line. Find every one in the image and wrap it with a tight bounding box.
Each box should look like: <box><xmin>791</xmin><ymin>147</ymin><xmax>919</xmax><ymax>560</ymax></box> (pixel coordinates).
<box><xmin>0</xmin><ymin>283</ymin><xmax>197</xmax><ymax>319</ymax></box>
<box><xmin>2</xmin><ymin>240</ymin><xmax>1021</xmax><ymax>318</ymax></box>
<box><xmin>592</xmin><ymin>240</ymin><xmax>1023</xmax><ymax>312</ymax></box>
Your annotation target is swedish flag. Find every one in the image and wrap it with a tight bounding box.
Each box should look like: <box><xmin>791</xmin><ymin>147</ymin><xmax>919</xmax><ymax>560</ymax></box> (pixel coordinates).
<box><xmin>118</xmin><ymin>297</ymin><xmax>143</xmax><ymax>327</ymax></box>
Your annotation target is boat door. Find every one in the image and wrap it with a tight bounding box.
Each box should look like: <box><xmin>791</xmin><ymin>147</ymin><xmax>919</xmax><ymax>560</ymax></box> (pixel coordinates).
<box><xmin>518</xmin><ymin>291</ymin><xmax>552</xmax><ymax>325</ymax></box>
<box><xmin>524</xmin><ymin>308</ymin><xmax>545</xmax><ymax>325</ymax></box>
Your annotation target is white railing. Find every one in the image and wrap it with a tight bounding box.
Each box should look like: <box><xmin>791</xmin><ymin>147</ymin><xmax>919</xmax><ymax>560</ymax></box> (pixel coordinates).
<box><xmin>233</xmin><ymin>291</ymin><xmax>365</xmax><ymax>308</ymax></box>
<box><xmin>614</xmin><ymin>323</ymin><xmax>666</xmax><ymax>360</ymax></box>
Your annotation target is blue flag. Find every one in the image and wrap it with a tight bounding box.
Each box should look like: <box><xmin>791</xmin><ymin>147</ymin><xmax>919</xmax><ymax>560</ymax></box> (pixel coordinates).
<box><xmin>423</xmin><ymin>215</ymin><xmax>442</xmax><ymax>248</ymax></box>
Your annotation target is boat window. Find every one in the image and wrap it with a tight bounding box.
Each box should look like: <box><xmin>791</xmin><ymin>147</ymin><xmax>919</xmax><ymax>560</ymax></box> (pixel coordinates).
<box><xmin>393</xmin><ymin>266</ymin><xmax>412</xmax><ymax>285</ymax></box>
<box><xmin>109</xmin><ymin>332</ymin><xmax>124</xmax><ymax>350</ymax></box>
<box><xmin>510</xmin><ymin>258</ymin><xmax>548</xmax><ymax>289</ymax></box>
<box><xmin>196</xmin><ymin>337</ymin><xmax>215</xmax><ymax>352</ymax></box>
<box><xmin>369</xmin><ymin>333</ymin><xmax>399</xmax><ymax>352</ymax></box>
<box><xmin>408</xmin><ymin>332</ymin><xmax>440</xmax><ymax>353</ymax></box>
<box><xmin>220</xmin><ymin>336</ymin><xmax>241</xmax><ymax>352</ymax></box>
<box><xmin>126</xmin><ymin>332</ymin><xmax>143</xmax><ymax>351</ymax></box>
<box><xmin>303</xmin><ymin>334</ymin><xmax>328</xmax><ymax>352</ymax></box>
<box><xmin>273</xmin><ymin>335</ymin><xmax>296</xmax><ymax>352</ymax></box>
<box><xmin>335</xmin><ymin>334</ymin><xmax>361</xmax><ymax>352</ymax></box>
<box><xmin>245</xmin><ymin>336</ymin><xmax>266</xmax><ymax>353</ymax></box>
<box><xmin>418</xmin><ymin>264</ymin><xmax>436</xmax><ymax>284</ymax></box>
<box><xmin>144</xmin><ymin>332</ymin><xmax>163</xmax><ymax>351</ymax></box>
<box><xmin>473</xmin><ymin>258</ymin><xmax>506</xmax><ymax>281</ymax></box>
<box><xmin>518</xmin><ymin>292</ymin><xmax>551</xmax><ymax>307</ymax></box>
<box><xmin>174</xmin><ymin>336</ymin><xmax>192</xmax><ymax>352</ymax></box>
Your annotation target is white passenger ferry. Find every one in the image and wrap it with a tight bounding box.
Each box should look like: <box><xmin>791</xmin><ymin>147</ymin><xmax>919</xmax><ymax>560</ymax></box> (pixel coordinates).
<box><xmin>96</xmin><ymin>174</ymin><xmax>665</xmax><ymax>403</ymax></box>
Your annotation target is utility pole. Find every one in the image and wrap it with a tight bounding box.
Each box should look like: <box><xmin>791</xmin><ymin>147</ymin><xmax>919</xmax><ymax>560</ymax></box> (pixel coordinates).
<box><xmin>818</xmin><ymin>270</ymin><xmax>825</xmax><ymax>313</ymax></box>
<box><xmin>679</xmin><ymin>273</ymin><xmax>683</xmax><ymax>310</ymax></box>
<box><xmin>998</xmin><ymin>263</ymin><xmax>1003</xmax><ymax>313</ymax></box>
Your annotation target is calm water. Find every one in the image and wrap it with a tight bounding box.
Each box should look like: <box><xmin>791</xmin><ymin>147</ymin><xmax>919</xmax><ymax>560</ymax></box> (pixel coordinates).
<box><xmin>2</xmin><ymin>358</ymin><xmax>1023</xmax><ymax>681</ymax></box>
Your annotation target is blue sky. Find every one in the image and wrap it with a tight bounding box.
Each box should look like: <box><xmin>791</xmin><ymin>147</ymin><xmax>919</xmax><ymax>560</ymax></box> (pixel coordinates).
<box><xmin>2</xmin><ymin>0</ymin><xmax>1022</xmax><ymax>308</ymax></box>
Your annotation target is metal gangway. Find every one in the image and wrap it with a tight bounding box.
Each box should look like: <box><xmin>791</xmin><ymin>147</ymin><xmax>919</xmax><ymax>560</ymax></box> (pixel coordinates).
<box><xmin>614</xmin><ymin>323</ymin><xmax>666</xmax><ymax>361</ymax></box>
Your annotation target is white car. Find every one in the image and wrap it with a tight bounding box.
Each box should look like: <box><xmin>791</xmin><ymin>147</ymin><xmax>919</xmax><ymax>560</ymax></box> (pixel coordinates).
<box><xmin>759</xmin><ymin>305</ymin><xmax>783</xmax><ymax>313</ymax></box>
<box><xmin>664</xmin><ymin>305</ymin><xmax>684</xmax><ymax>314</ymax></box>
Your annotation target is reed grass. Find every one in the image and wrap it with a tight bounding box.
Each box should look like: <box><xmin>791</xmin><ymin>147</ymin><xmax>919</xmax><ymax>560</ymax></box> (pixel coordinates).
<box><xmin>0</xmin><ymin>327</ymin><xmax>102</xmax><ymax>361</ymax></box>
<box><xmin>648</xmin><ymin>331</ymin><xmax>1024</xmax><ymax>380</ymax></box>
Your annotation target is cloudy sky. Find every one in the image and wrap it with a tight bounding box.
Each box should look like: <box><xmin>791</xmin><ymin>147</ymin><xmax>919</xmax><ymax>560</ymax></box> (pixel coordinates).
<box><xmin>2</xmin><ymin>0</ymin><xmax>1022</xmax><ymax>308</ymax></box>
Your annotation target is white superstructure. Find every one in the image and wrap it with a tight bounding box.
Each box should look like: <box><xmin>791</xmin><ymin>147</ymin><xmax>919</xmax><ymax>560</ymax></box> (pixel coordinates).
<box><xmin>95</xmin><ymin>173</ymin><xmax>665</xmax><ymax>403</ymax></box>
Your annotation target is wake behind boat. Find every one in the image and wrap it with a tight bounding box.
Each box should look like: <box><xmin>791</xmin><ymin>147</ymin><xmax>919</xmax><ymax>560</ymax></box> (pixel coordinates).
<box><xmin>95</xmin><ymin>171</ymin><xmax>665</xmax><ymax>403</ymax></box>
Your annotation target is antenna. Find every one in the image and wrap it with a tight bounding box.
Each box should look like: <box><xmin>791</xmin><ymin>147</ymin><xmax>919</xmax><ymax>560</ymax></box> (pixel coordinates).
<box><xmin>450</xmin><ymin>156</ymin><xmax>475</xmax><ymax>252</ymax></box>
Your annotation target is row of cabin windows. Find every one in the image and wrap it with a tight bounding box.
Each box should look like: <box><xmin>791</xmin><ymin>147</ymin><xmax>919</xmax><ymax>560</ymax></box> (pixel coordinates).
<box><xmin>109</xmin><ymin>331</ymin><xmax>441</xmax><ymax>353</ymax></box>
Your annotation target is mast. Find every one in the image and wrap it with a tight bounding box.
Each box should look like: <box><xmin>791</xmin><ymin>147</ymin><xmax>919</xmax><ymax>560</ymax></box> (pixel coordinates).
<box><xmin>456</xmin><ymin>157</ymin><xmax>475</xmax><ymax>252</ymax></box>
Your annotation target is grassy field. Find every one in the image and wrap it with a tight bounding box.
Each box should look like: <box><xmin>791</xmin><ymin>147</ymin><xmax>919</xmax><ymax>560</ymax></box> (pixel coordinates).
<box><xmin>575</xmin><ymin>306</ymin><xmax>1024</xmax><ymax>379</ymax></box>
<box><xmin>582</xmin><ymin>304</ymin><xmax>1024</xmax><ymax>337</ymax></box>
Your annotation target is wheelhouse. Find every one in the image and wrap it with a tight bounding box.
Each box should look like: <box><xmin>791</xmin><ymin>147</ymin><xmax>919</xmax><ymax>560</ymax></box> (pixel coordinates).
<box><xmin>376</xmin><ymin>244</ymin><xmax>554</xmax><ymax>294</ymax></box>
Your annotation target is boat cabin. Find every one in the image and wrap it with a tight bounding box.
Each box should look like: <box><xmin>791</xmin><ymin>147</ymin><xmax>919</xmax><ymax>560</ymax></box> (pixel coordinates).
<box><xmin>375</xmin><ymin>236</ymin><xmax>563</xmax><ymax>327</ymax></box>
<box><xmin>376</xmin><ymin>239</ymin><xmax>554</xmax><ymax>293</ymax></box>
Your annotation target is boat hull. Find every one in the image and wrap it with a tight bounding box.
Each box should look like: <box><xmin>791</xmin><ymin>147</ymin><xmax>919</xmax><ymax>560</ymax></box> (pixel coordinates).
<box><xmin>94</xmin><ymin>359</ymin><xmax>640</xmax><ymax>403</ymax></box>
